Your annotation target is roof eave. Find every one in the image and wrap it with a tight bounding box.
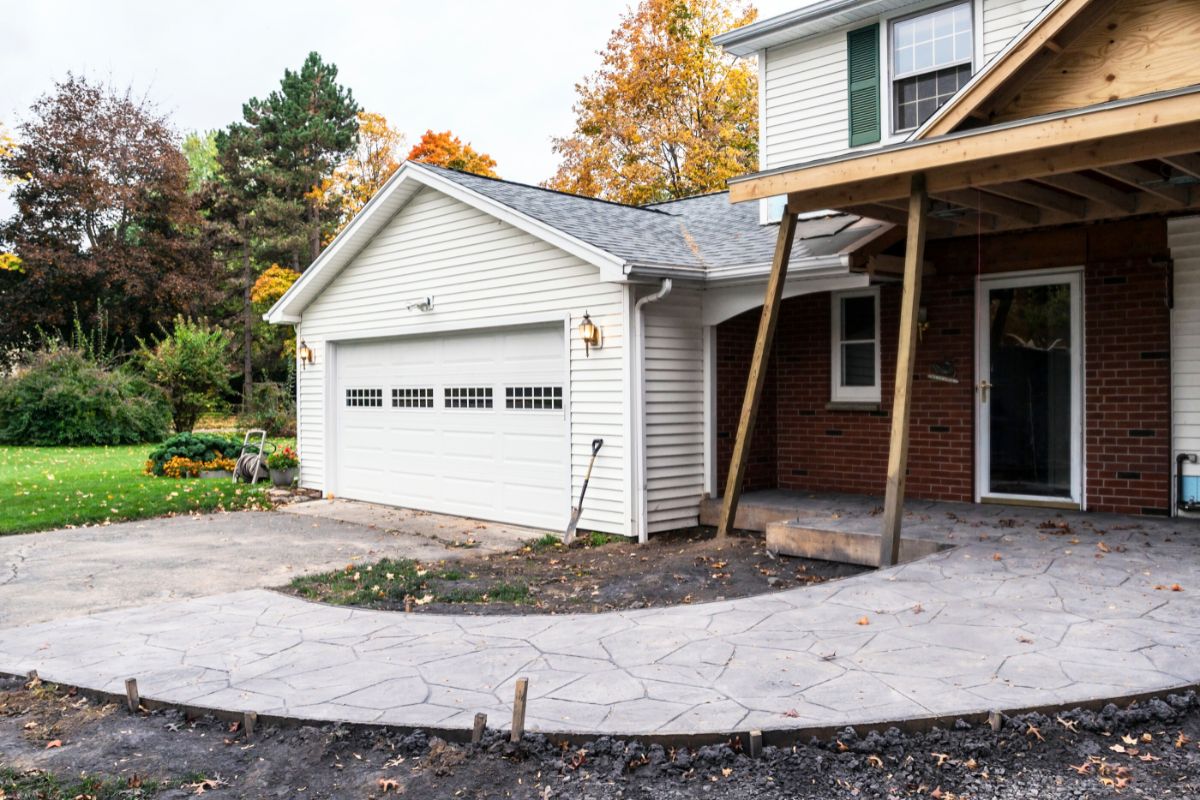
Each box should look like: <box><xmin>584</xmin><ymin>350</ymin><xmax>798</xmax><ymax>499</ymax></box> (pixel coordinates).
<box><xmin>714</xmin><ymin>0</ymin><xmax>886</xmax><ymax>56</ymax></box>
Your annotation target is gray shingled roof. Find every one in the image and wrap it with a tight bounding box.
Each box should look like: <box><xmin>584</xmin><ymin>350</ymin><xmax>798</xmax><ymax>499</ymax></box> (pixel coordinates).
<box><xmin>418</xmin><ymin>163</ymin><xmax>872</xmax><ymax>277</ymax></box>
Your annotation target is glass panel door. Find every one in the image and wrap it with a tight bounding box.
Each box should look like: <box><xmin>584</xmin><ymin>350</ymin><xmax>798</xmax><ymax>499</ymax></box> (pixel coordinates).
<box><xmin>977</xmin><ymin>273</ymin><xmax>1081</xmax><ymax>503</ymax></box>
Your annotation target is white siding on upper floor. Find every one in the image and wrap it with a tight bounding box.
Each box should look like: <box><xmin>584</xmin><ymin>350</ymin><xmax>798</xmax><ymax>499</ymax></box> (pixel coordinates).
<box><xmin>297</xmin><ymin>187</ymin><xmax>628</xmax><ymax>535</ymax></box>
<box><xmin>981</xmin><ymin>0</ymin><xmax>1050</xmax><ymax>62</ymax></box>
<box><xmin>1170</xmin><ymin>216</ymin><xmax>1200</xmax><ymax>509</ymax></box>
<box><xmin>641</xmin><ymin>288</ymin><xmax>706</xmax><ymax>532</ymax></box>
<box><xmin>758</xmin><ymin>0</ymin><xmax>1051</xmax><ymax>169</ymax></box>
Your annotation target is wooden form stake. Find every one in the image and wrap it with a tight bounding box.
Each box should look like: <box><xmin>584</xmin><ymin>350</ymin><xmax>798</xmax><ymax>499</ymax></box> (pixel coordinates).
<box><xmin>243</xmin><ymin>711</ymin><xmax>257</xmax><ymax>739</ymax></box>
<box><xmin>124</xmin><ymin>677</ymin><xmax>140</xmax><ymax>713</ymax></box>
<box><xmin>472</xmin><ymin>712</ymin><xmax>487</xmax><ymax>744</ymax></box>
<box><xmin>879</xmin><ymin>174</ymin><xmax>930</xmax><ymax>567</ymax></box>
<box><xmin>717</xmin><ymin>211</ymin><xmax>800</xmax><ymax>539</ymax></box>
<box><xmin>511</xmin><ymin>678</ymin><xmax>529</xmax><ymax>743</ymax></box>
<box><xmin>989</xmin><ymin>710</ymin><xmax>1003</xmax><ymax>732</ymax></box>
<box><xmin>748</xmin><ymin>729</ymin><xmax>763</xmax><ymax>758</ymax></box>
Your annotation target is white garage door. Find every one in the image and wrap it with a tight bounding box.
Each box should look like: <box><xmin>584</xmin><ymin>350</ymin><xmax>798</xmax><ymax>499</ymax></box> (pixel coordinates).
<box><xmin>334</xmin><ymin>325</ymin><xmax>567</xmax><ymax>530</ymax></box>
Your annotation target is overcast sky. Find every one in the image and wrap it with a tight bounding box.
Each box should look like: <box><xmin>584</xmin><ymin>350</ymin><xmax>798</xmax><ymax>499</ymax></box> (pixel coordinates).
<box><xmin>2</xmin><ymin>0</ymin><xmax>796</xmax><ymax>214</ymax></box>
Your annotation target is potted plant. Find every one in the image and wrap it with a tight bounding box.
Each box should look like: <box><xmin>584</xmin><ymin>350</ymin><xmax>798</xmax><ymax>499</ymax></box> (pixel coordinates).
<box><xmin>266</xmin><ymin>446</ymin><xmax>300</xmax><ymax>487</ymax></box>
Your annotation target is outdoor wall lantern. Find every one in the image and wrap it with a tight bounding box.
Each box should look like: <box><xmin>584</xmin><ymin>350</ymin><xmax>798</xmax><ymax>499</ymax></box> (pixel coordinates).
<box><xmin>579</xmin><ymin>311</ymin><xmax>602</xmax><ymax>357</ymax></box>
<box><xmin>298</xmin><ymin>340</ymin><xmax>315</xmax><ymax>369</ymax></box>
<box><xmin>917</xmin><ymin>306</ymin><xmax>929</xmax><ymax>342</ymax></box>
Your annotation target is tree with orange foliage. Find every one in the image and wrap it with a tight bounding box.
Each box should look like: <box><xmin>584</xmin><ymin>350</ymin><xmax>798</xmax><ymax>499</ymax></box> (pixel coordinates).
<box><xmin>408</xmin><ymin>130</ymin><xmax>498</xmax><ymax>177</ymax></box>
<box><xmin>250</xmin><ymin>264</ymin><xmax>301</xmax><ymax>308</ymax></box>
<box><xmin>546</xmin><ymin>0</ymin><xmax>758</xmax><ymax>205</ymax></box>
<box><xmin>313</xmin><ymin>111</ymin><xmax>405</xmax><ymax>236</ymax></box>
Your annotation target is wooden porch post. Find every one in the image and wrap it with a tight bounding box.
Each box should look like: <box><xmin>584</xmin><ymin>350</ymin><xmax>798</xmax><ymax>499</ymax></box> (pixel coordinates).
<box><xmin>717</xmin><ymin>210</ymin><xmax>799</xmax><ymax>539</ymax></box>
<box><xmin>880</xmin><ymin>173</ymin><xmax>929</xmax><ymax>566</ymax></box>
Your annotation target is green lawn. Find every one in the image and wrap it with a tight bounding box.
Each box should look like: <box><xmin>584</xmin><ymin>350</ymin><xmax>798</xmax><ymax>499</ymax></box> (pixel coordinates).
<box><xmin>0</xmin><ymin>445</ymin><xmax>273</xmax><ymax>535</ymax></box>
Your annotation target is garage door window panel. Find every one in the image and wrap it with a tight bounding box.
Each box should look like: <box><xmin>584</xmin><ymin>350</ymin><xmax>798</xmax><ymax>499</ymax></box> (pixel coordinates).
<box><xmin>445</xmin><ymin>387</ymin><xmax>494</xmax><ymax>409</ymax></box>
<box><xmin>505</xmin><ymin>386</ymin><xmax>564</xmax><ymax>410</ymax></box>
<box><xmin>393</xmin><ymin>388</ymin><xmax>434</xmax><ymax>408</ymax></box>
<box><xmin>346</xmin><ymin>388</ymin><xmax>383</xmax><ymax>407</ymax></box>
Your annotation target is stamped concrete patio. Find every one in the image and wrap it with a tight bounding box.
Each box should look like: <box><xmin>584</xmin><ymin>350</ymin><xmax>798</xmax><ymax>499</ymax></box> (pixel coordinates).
<box><xmin>2</xmin><ymin>497</ymin><xmax>1199</xmax><ymax>739</ymax></box>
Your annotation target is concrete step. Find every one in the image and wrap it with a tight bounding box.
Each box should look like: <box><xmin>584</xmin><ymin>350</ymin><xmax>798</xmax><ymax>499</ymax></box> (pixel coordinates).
<box><xmin>765</xmin><ymin>519</ymin><xmax>949</xmax><ymax>567</ymax></box>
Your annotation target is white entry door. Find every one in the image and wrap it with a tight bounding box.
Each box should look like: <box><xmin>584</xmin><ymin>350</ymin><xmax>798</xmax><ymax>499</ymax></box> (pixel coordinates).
<box><xmin>975</xmin><ymin>271</ymin><xmax>1083</xmax><ymax>506</ymax></box>
<box><xmin>334</xmin><ymin>325</ymin><xmax>568</xmax><ymax>529</ymax></box>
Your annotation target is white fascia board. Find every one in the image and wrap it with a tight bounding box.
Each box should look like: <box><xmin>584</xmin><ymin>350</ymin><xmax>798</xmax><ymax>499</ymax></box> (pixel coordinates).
<box><xmin>265</xmin><ymin>162</ymin><xmax>631</xmax><ymax>325</ymax></box>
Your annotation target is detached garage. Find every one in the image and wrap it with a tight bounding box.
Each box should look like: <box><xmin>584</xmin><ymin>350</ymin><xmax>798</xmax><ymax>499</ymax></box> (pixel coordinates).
<box><xmin>266</xmin><ymin>162</ymin><xmax>880</xmax><ymax>538</ymax></box>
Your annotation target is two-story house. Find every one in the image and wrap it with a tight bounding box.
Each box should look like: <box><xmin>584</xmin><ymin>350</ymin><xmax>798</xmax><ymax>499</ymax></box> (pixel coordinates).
<box><xmin>712</xmin><ymin>0</ymin><xmax>1200</xmax><ymax>562</ymax></box>
<box><xmin>267</xmin><ymin>0</ymin><xmax>1200</xmax><ymax>552</ymax></box>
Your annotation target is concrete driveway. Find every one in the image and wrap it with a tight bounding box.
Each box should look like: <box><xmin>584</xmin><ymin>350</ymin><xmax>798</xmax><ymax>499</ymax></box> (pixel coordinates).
<box><xmin>0</xmin><ymin>501</ymin><xmax>543</xmax><ymax>628</ymax></box>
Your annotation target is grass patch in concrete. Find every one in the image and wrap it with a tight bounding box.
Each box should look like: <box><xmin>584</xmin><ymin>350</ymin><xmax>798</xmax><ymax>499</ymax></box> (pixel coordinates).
<box><xmin>0</xmin><ymin>445</ymin><xmax>274</xmax><ymax>535</ymax></box>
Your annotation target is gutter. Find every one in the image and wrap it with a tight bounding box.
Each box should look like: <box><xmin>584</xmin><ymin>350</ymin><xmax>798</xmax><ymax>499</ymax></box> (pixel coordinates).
<box><xmin>632</xmin><ymin>278</ymin><xmax>673</xmax><ymax>544</ymax></box>
<box><xmin>714</xmin><ymin>0</ymin><xmax>886</xmax><ymax>55</ymax></box>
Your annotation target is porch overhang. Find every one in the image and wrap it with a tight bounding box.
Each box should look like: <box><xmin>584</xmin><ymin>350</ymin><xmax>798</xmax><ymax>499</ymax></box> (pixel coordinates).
<box><xmin>728</xmin><ymin>86</ymin><xmax>1200</xmax><ymax>237</ymax></box>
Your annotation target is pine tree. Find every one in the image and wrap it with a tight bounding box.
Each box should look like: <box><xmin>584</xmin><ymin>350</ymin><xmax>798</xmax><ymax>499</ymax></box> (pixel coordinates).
<box><xmin>242</xmin><ymin>52</ymin><xmax>360</xmax><ymax>268</ymax></box>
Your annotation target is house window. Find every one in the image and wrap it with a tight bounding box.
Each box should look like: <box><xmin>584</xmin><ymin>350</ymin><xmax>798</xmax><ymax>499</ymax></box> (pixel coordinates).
<box><xmin>346</xmin><ymin>388</ymin><xmax>383</xmax><ymax>408</ymax></box>
<box><xmin>891</xmin><ymin>2</ymin><xmax>973</xmax><ymax>132</ymax></box>
<box><xmin>505</xmin><ymin>386</ymin><xmax>563</xmax><ymax>410</ymax></box>
<box><xmin>831</xmin><ymin>289</ymin><xmax>881</xmax><ymax>402</ymax></box>
<box><xmin>444</xmin><ymin>387</ymin><xmax>493</xmax><ymax>409</ymax></box>
<box><xmin>392</xmin><ymin>388</ymin><xmax>434</xmax><ymax>408</ymax></box>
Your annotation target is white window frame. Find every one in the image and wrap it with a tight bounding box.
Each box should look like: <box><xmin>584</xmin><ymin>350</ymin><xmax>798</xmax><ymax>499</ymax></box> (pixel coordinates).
<box><xmin>830</xmin><ymin>287</ymin><xmax>882</xmax><ymax>403</ymax></box>
<box><xmin>886</xmin><ymin>0</ymin><xmax>975</xmax><ymax>136</ymax></box>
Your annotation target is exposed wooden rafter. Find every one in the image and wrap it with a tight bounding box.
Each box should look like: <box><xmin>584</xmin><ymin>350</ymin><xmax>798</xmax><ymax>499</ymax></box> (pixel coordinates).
<box><xmin>1098</xmin><ymin>163</ymin><xmax>1191</xmax><ymax>207</ymax></box>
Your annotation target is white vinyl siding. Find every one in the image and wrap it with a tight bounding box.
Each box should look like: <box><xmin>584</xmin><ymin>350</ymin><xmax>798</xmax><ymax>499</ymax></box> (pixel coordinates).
<box><xmin>1170</xmin><ymin>216</ymin><xmax>1200</xmax><ymax>509</ymax></box>
<box><xmin>298</xmin><ymin>187</ymin><xmax>627</xmax><ymax>535</ymax></box>
<box><xmin>758</xmin><ymin>0</ymin><xmax>1051</xmax><ymax>168</ymax></box>
<box><xmin>642</xmin><ymin>288</ymin><xmax>706</xmax><ymax>532</ymax></box>
<box><xmin>981</xmin><ymin>0</ymin><xmax>1048</xmax><ymax>62</ymax></box>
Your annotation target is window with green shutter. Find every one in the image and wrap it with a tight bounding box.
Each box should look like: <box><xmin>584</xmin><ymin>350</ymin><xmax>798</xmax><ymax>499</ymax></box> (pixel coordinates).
<box><xmin>846</xmin><ymin>24</ymin><xmax>881</xmax><ymax>147</ymax></box>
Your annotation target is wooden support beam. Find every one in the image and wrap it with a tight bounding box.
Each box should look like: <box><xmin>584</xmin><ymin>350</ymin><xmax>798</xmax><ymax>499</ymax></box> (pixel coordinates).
<box><xmin>716</xmin><ymin>212</ymin><xmax>799</xmax><ymax>539</ymax></box>
<box><xmin>983</xmin><ymin>181</ymin><xmax>1087</xmax><ymax>218</ymax></box>
<box><xmin>1163</xmin><ymin>154</ymin><xmax>1200</xmax><ymax>180</ymax></box>
<box><xmin>842</xmin><ymin>204</ymin><xmax>963</xmax><ymax>238</ymax></box>
<box><xmin>1032</xmin><ymin>173</ymin><xmax>1138</xmax><ymax>213</ymax></box>
<box><xmin>879</xmin><ymin>174</ymin><xmax>929</xmax><ymax>568</ymax></box>
<box><xmin>932</xmin><ymin>188</ymin><xmax>1042</xmax><ymax>225</ymax></box>
<box><xmin>1098</xmin><ymin>163</ymin><xmax>1191</xmax><ymax>207</ymax></box>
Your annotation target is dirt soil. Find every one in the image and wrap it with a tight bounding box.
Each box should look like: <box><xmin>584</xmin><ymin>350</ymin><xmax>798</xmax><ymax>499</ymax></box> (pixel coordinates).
<box><xmin>4</xmin><ymin>675</ymin><xmax>1200</xmax><ymax>799</ymax></box>
<box><xmin>284</xmin><ymin>528</ymin><xmax>867</xmax><ymax>615</ymax></box>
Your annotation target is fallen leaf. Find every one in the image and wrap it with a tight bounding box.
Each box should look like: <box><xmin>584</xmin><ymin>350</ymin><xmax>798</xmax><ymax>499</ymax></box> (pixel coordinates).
<box><xmin>932</xmin><ymin>752</ymin><xmax>950</xmax><ymax>766</ymax></box>
<box><xmin>867</xmin><ymin>754</ymin><xmax>884</xmax><ymax>768</ymax></box>
<box><xmin>1172</xmin><ymin>583</ymin><xmax>1184</xmax><ymax>592</ymax></box>
<box><xmin>1121</xmin><ymin>734</ymin><xmax>1138</xmax><ymax>746</ymax></box>
<box><xmin>1109</xmin><ymin>744</ymin><xmax>1126</xmax><ymax>754</ymax></box>
<box><xmin>856</xmin><ymin>616</ymin><xmax>870</xmax><ymax>626</ymax></box>
<box><xmin>782</xmin><ymin>708</ymin><xmax>801</xmax><ymax>718</ymax></box>
<box><xmin>45</xmin><ymin>739</ymin><xmax>61</xmax><ymax>749</ymax></box>
<box><xmin>992</xmin><ymin>552</ymin><xmax>1003</xmax><ymax>561</ymax></box>
<box><xmin>721</xmin><ymin>767</ymin><xmax>733</xmax><ymax>777</ymax></box>
<box><xmin>1176</xmin><ymin>732</ymin><xmax>1191</xmax><ymax>748</ymax></box>
<box><xmin>1026</xmin><ymin>724</ymin><xmax>1044</xmax><ymax>742</ymax></box>
<box><xmin>1097</xmin><ymin>541</ymin><xmax>1111</xmax><ymax>553</ymax></box>
<box><xmin>1069</xmin><ymin>761</ymin><xmax>1092</xmax><ymax>775</ymax></box>
<box><xmin>377</xmin><ymin>777</ymin><xmax>403</xmax><ymax>793</ymax></box>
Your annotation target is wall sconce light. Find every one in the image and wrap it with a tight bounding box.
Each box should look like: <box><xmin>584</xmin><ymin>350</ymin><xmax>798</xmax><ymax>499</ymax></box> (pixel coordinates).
<box><xmin>578</xmin><ymin>311</ymin><xmax>602</xmax><ymax>357</ymax></box>
<box><xmin>406</xmin><ymin>296</ymin><xmax>435</xmax><ymax>312</ymax></box>
<box><xmin>917</xmin><ymin>306</ymin><xmax>929</xmax><ymax>341</ymax></box>
<box><xmin>298</xmin><ymin>340</ymin><xmax>315</xmax><ymax>369</ymax></box>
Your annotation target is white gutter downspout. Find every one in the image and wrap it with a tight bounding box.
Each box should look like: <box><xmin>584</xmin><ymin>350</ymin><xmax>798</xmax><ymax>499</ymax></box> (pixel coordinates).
<box><xmin>633</xmin><ymin>278</ymin><xmax>673</xmax><ymax>544</ymax></box>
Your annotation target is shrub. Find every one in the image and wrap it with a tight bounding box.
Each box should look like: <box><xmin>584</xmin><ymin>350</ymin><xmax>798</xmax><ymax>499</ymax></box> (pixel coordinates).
<box><xmin>266</xmin><ymin>445</ymin><xmax>299</xmax><ymax>470</ymax></box>
<box><xmin>239</xmin><ymin>380</ymin><xmax>296</xmax><ymax>437</ymax></box>
<box><xmin>0</xmin><ymin>347</ymin><xmax>171</xmax><ymax>446</ymax></box>
<box><xmin>146</xmin><ymin>432</ymin><xmax>241</xmax><ymax>476</ymax></box>
<box><xmin>139</xmin><ymin>317</ymin><xmax>233</xmax><ymax>434</ymax></box>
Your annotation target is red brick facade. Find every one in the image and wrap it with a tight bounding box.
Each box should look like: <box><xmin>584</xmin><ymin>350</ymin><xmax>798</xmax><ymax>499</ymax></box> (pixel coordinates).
<box><xmin>716</xmin><ymin>218</ymin><xmax>1172</xmax><ymax>515</ymax></box>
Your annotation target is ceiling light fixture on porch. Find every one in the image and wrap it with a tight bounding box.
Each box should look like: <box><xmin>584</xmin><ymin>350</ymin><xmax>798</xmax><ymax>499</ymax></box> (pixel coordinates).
<box><xmin>579</xmin><ymin>311</ymin><xmax>602</xmax><ymax>357</ymax></box>
<box><xmin>298</xmin><ymin>340</ymin><xmax>315</xmax><ymax>369</ymax></box>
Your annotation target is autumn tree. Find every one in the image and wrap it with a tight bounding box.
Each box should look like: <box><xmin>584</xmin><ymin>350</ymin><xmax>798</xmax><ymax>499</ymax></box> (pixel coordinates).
<box><xmin>408</xmin><ymin>130</ymin><xmax>498</xmax><ymax>177</ymax></box>
<box><xmin>0</xmin><ymin>76</ymin><xmax>215</xmax><ymax>351</ymax></box>
<box><xmin>316</xmin><ymin>111</ymin><xmax>405</xmax><ymax>234</ymax></box>
<box><xmin>546</xmin><ymin>0</ymin><xmax>758</xmax><ymax>205</ymax></box>
<box><xmin>242</xmin><ymin>51</ymin><xmax>360</xmax><ymax>268</ymax></box>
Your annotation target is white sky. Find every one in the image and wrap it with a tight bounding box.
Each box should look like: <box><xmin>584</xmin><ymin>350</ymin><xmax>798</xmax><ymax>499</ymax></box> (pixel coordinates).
<box><xmin>2</xmin><ymin>0</ymin><xmax>796</xmax><ymax>218</ymax></box>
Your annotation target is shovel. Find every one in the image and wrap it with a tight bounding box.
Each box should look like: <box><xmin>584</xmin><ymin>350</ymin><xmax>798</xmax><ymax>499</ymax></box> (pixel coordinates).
<box><xmin>564</xmin><ymin>438</ymin><xmax>603</xmax><ymax>544</ymax></box>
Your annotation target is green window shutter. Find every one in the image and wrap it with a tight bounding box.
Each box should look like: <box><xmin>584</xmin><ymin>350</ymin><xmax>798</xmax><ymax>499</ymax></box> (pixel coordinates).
<box><xmin>846</xmin><ymin>24</ymin><xmax>881</xmax><ymax>147</ymax></box>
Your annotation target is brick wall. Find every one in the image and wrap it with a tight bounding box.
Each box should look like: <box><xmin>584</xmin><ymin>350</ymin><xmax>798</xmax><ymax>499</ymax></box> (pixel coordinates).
<box><xmin>714</xmin><ymin>218</ymin><xmax>1171</xmax><ymax>514</ymax></box>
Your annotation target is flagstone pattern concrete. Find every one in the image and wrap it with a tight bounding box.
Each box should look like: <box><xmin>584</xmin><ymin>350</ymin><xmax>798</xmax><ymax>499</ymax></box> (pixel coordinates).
<box><xmin>2</xmin><ymin>503</ymin><xmax>1199</xmax><ymax>737</ymax></box>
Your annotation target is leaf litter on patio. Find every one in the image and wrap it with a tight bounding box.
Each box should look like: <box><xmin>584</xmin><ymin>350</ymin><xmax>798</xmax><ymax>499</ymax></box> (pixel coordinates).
<box><xmin>4</xmin><ymin>675</ymin><xmax>1200</xmax><ymax>798</ymax></box>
